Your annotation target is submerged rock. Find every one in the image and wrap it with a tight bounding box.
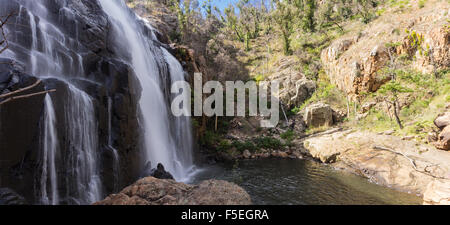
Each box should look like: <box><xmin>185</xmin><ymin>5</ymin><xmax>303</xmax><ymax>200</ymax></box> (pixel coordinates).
<box><xmin>94</xmin><ymin>177</ymin><xmax>252</xmax><ymax>205</ymax></box>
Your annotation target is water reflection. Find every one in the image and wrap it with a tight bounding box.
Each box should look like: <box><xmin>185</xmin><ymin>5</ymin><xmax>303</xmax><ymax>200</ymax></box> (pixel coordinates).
<box><xmin>193</xmin><ymin>159</ymin><xmax>422</xmax><ymax>205</ymax></box>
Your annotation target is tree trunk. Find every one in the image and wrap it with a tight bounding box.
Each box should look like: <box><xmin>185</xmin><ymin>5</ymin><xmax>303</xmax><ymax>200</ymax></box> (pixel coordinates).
<box><xmin>393</xmin><ymin>100</ymin><xmax>404</xmax><ymax>129</ymax></box>
<box><xmin>215</xmin><ymin>115</ymin><xmax>218</xmax><ymax>132</ymax></box>
<box><xmin>346</xmin><ymin>95</ymin><xmax>350</xmax><ymax>117</ymax></box>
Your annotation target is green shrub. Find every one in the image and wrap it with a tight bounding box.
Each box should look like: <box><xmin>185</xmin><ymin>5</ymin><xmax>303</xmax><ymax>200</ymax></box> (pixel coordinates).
<box><xmin>280</xmin><ymin>130</ymin><xmax>296</xmax><ymax>142</ymax></box>
<box><xmin>418</xmin><ymin>0</ymin><xmax>426</xmax><ymax>8</ymax></box>
<box><xmin>232</xmin><ymin>140</ymin><xmax>257</xmax><ymax>152</ymax></box>
<box><xmin>217</xmin><ymin>139</ymin><xmax>232</xmax><ymax>151</ymax></box>
<box><xmin>254</xmin><ymin>137</ymin><xmax>283</xmax><ymax>149</ymax></box>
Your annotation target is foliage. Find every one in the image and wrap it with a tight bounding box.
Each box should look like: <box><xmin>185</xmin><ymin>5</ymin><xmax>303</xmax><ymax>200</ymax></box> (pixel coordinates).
<box><xmin>280</xmin><ymin>129</ymin><xmax>296</xmax><ymax>146</ymax></box>
<box><xmin>254</xmin><ymin>136</ymin><xmax>283</xmax><ymax>149</ymax></box>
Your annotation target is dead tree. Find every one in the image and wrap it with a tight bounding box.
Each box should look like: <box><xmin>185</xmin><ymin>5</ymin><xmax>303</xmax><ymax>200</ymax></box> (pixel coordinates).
<box><xmin>0</xmin><ymin>12</ymin><xmax>14</xmax><ymax>55</ymax></box>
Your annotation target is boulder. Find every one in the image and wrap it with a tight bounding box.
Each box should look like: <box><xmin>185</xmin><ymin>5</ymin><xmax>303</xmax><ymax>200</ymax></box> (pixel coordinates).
<box><xmin>243</xmin><ymin>150</ymin><xmax>251</xmax><ymax>159</ymax></box>
<box><xmin>423</xmin><ymin>179</ymin><xmax>450</xmax><ymax>205</ymax></box>
<box><xmin>304</xmin><ymin>103</ymin><xmax>334</xmax><ymax>128</ymax></box>
<box><xmin>332</xmin><ymin>109</ymin><xmax>347</xmax><ymax>123</ymax></box>
<box><xmin>94</xmin><ymin>177</ymin><xmax>252</xmax><ymax>205</ymax></box>
<box><xmin>290</xmin><ymin>79</ymin><xmax>316</xmax><ymax>107</ymax></box>
<box><xmin>434</xmin><ymin>112</ymin><xmax>450</xmax><ymax>129</ymax></box>
<box><xmin>150</xmin><ymin>163</ymin><xmax>174</xmax><ymax>180</ymax></box>
<box><xmin>436</xmin><ymin>126</ymin><xmax>450</xmax><ymax>150</ymax></box>
<box><xmin>140</xmin><ymin>162</ymin><xmax>174</xmax><ymax>180</ymax></box>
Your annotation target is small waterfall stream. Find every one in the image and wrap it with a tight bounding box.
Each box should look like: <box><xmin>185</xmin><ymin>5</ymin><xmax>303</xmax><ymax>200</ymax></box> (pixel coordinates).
<box><xmin>65</xmin><ymin>84</ymin><xmax>102</xmax><ymax>204</ymax></box>
<box><xmin>162</xmin><ymin>48</ymin><xmax>195</xmax><ymax>181</ymax></box>
<box><xmin>41</xmin><ymin>95</ymin><xmax>59</xmax><ymax>205</ymax></box>
<box><xmin>107</xmin><ymin>97</ymin><xmax>120</xmax><ymax>193</ymax></box>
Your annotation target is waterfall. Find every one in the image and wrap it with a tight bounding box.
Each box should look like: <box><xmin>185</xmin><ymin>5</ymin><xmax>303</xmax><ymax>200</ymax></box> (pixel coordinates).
<box><xmin>14</xmin><ymin>0</ymin><xmax>103</xmax><ymax>204</ymax></box>
<box><xmin>41</xmin><ymin>95</ymin><xmax>59</xmax><ymax>205</ymax></box>
<box><xmin>65</xmin><ymin>84</ymin><xmax>102</xmax><ymax>204</ymax></box>
<box><xmin>98</xmin><ymin>0</ymin><xmax>195</xmax><ymax>181</ymax></box>
<box><xmin>162</xmin><ymin>48</ymin><xmax>195</xmax><ymax>181</ymax></box>
<box><xmin>3</xmin><ymin>0</ymin><xmax>196</xmax><ymax>204</ymax></box>
<box><xmin>107</xmin><ymin>97</ymin><xmax>120</xmax><ymax>192</ymax></box>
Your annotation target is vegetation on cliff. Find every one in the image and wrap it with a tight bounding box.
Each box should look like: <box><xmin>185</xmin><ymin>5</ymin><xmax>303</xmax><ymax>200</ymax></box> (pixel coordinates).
<box><xmin>127</xmin><ymin>0</ymin><xmax>449</xmax><ymax>157</ymax></box>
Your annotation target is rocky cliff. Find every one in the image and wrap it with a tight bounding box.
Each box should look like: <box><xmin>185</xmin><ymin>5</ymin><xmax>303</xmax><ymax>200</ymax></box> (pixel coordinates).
<box><xmin>321</xmin><ymin>0</ymin><xmax>449</xmax><ymax>99</ymax></box>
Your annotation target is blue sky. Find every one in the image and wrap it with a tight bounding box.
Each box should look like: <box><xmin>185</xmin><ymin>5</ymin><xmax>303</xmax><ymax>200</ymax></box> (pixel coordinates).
<box><xmin>200</xmin><ymin>0</ymin><xmax>238</xmax><ymax>12</ymax></box>
<box><xmin>212</xmin><ymin>0</ymin><xmax>238</xmax><ymax>11</ymax></box>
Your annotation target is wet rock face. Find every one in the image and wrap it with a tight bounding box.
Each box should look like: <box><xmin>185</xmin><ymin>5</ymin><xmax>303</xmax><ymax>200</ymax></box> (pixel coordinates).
<box><xmin>0</xmin><ymin>188</ymin><xmax>28</xmax><ymax>205</ymax></box>
<box><xmin>0</xmin><ymin>59</ymin><xmax>45</xmax><ymax>202</ymax></box>
<box><xmin>0</xmin><ymin>0</ymin><xmax>150</xmax><ymax>203</ymax></box>
<box><xmin>94</xmin><ymin>177</ymin><xmax>252</xmax><ymax>205</ymax></box>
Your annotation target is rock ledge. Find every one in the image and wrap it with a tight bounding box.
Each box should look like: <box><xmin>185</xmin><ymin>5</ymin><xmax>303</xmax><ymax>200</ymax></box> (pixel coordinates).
<box><xmin>94</xmin><ymin>177</ymin><xmax>252</xmax><ymax>205</ymax></box>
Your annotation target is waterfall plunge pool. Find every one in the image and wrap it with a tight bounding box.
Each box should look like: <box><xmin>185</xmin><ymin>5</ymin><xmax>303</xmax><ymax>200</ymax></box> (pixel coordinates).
<box><xmin>192</xmin><ymin>159</ymin><xmax>422</xmax><ymax>205</ymax></box>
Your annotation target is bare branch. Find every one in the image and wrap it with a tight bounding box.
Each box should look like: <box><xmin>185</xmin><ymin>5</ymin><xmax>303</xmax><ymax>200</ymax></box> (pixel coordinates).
<box><xmin>0</xmin><ymin>12</ymin><xmax>16</xmax><ymax>55</ymax></box>
<box><xmin>0</xmin><ymin>89</ymin><xmax>56</xmax><ymax>105</ymax></box>
<box><xmin>372</xmin><ymin>145</ymin><xmax>449</xmax><ymax>180</ymax></box>
<box><xmin>0</xmin><ymin>80</ymin><xmax>42</xmax><ymax>99</ymax></box>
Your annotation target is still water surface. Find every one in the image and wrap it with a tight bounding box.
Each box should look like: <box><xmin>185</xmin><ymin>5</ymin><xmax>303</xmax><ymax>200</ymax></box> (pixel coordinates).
<box><xmin>193</xmin><ymin>159</ymin><xmax>422</xmax><ymax>205</ymax></box>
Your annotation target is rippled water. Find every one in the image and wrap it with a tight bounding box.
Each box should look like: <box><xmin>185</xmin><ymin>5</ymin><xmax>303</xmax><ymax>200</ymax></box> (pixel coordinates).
<box><xmin>193</xmin><ymin>159</ymin><xmax>422</xmax><ymax>205</ymax></box>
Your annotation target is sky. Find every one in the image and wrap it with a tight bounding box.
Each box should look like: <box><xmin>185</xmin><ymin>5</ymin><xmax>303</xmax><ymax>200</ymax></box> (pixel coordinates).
<box><xmin>211</xmin><ymin>0</ymin><xmax>238</xmax><ymax>11</ymax></box>
<box><xmin>199</xmin><ymin>0</ymin><xmax>239</xmax><ymax>12</ymax></box>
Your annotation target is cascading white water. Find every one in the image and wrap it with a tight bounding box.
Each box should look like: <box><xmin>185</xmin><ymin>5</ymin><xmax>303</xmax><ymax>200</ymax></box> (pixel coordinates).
<box><xmin>162</xmin><ymin>48</ymin><xmax>195</xmax><ymax>181</ymax></box>
<box><xmin>98</xmin><ymin>0</ymin><xmax>195</xmax><ymax>181</ymax></box>
<box><xmin>107</xmin><ymin>97</ymin><xmax>120</xmax><ymax>192</ymax></box>
<box><xmin>19</xmin><ymin>0</ymin><xmax>103</xmax><ymax>204</ymax></box>
<box><xmin>4</xmin><ymin>0</ymin><xmax>196</xmax><ymax>204</ymax></box>
<box><xmin>41</xmin><ymin>95</ymin><xmax>59</xmax><ymax>205</ymax></box>
<box><xmin>65</xmin><ymin>84</ymin><xmax>102</xmax><ymax>204</ymax></box>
